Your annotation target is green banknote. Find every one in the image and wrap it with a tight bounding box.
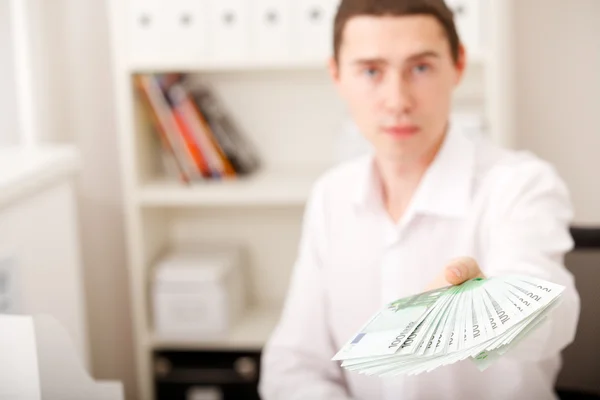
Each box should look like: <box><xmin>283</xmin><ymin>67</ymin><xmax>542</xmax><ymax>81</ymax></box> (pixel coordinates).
<box><xmin>332</xmin><ymin>275</ymin><xmax>565</xmax><ymax>376</ymax></box>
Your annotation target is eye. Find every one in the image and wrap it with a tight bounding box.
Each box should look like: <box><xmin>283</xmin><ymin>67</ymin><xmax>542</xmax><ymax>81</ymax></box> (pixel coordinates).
<box><xmin>412</xmin><ymin>63</ymin><xmax>430</xmax><ymax>74</ymax></box>
<box><xmin>363</xmin><ymin>67</ymin><xmax>381</xmax><ymax>79</ymax></box>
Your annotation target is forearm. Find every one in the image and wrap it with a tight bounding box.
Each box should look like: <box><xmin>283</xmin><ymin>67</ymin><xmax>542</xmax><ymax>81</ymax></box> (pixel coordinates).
<box><xmin>502</xmin><ymin>277</ymin><xmax>579</xmax><ymax>362</ymax></box>
<box><xmin>484</xmin><ymin>261</ymin><xmax>580</xmax><ymax>362</ymax></box>
<box><xmin>482</xmin><ymin>160</ymin><xmax>582</xmax><ymax>362</ymax></box>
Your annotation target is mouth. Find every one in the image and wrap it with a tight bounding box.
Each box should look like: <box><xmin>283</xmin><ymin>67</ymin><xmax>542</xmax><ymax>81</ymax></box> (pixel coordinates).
<box><xmin>381</xmin><ymin>125</ymin><xmax>420</xmax><ymax>138</ymax></box>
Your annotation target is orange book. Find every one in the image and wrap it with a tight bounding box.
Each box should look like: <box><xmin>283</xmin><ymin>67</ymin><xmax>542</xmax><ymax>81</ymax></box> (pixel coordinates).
<box><xmin>173</xmin><ymin>108</ymin><xmax>212</xmax><ymax>178</ymax></box>
<box><xmin>133</xmin><ymin>75</ymin><xmax>191</xmax><ymax>183</ymax></box>
<box><xmin>168</xmin><ymin>81</ymin><xmax>236</xmax><ymax>179</ymax></box>
<box><xmin>147</xmin><ymin>74</ymin><xmax>204</xmax><ymax>181</ymax></box>
<box><xmin>187</xmin><ymin>95</ymin><xmax>237</xmax><ymax>178</ymax></box>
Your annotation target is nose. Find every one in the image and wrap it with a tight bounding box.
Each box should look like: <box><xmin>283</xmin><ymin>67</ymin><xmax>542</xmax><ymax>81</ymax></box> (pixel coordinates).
<box><xmin>382</xmin><ymin>72</ymin><xmax>413</xmax><ymax>116</ymax></box>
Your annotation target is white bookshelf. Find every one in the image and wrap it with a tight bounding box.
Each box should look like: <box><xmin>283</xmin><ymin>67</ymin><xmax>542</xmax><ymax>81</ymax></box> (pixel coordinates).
<box><xmin>107</xmin><ymin>0</ymin><xmax>515</xmax><ymax>398</ymax></box>
<box><xmin>137</xmin><ymin>167</ymin><xmax>324</xmax><ymax>207</ymax></box>
<box><xmin>149</xmin><ymin>306</ymin><xmax>281</xmax><ymax>351</ymax></box>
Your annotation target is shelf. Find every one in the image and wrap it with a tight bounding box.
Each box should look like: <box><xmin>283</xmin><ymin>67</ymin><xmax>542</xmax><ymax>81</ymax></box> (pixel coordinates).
<box><xmin>128</xmin><ymin>60</ymin><xmax>330</xmax><ymax>74</ymax></box>
<box><xmin>129</xmin><ymin>53</ymin><xmax>488</xmax><ymax>75</ymax></box>
<box><xmin>149</xmin><ymin>306</ymin><xmax>281</xmax><ymax>351</ymax></box>
<box><xmin>137</xmin><ymin>167</ymin><xmax>325</xmax><ymax>207</ymax></box>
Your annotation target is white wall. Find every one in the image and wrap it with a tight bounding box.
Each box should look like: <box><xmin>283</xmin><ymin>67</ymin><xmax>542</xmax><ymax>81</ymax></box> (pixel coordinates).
<box><xmin>33</xmin><ymin>0</ymin><xmax>137</xmax><ymax>398</ymax></box>
<box><xmin>0</xmin><ymin>1</ymin><xmax>19</xmax><ymax>145</ymax></box>
<box><xmin>0</xmin><ymin>179</ymin><xmax>89</xmax><ymax>366</ymax></box>
<box><xmin>515</xmin><ymin>0</ymin><xmax>600</xmax><ymax>226</ymax></box>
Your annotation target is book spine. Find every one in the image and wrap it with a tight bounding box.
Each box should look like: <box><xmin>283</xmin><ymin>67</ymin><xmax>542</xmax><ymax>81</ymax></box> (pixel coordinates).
<box><xmin>191</xmin><ymin>86</ymin><xmax>261</xmax><ymax>176</ymax></box>
<box><xmin>172</xmin><ymin>108</ymin><xmax>212</xmax><ymax>179</ymax></box>
<box><xmin>143</xmin><ymin>75</ymin><xmax>203</xmax><ymax>181</ymax></box>
<box><xmin>166</xmin><ymin>82</ymin><xmax>213</xmax><ymax>179</ymax></box>
<box><xmin>171</xmin><ymin>82</ymin><xmax>237</xmax><ymax>179</ymax></box>
<box><xmin>134</xmin><ymin>75</ymin><xmax>191</xmax><ymax>183</ymax></box>
<box><xmin>152</xmin><ymin>75</ymin><xmax>204</xmax><ymax>181</ymax></box>
<box><xmin>186</xmin><ymin>92</ymin><xmax>237</xmax><ymax>178</ymax></box>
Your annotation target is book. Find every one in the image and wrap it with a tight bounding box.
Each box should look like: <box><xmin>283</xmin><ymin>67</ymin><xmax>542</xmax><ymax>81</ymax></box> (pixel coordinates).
<box><xmin>134</xmin><ymin>75</ymin><xmax>194</xmax><ymax>183</ymax></box>
<box><xmin>135</xmin><ymin>73</ymin><xmax>259</xmax><ymax>183</ymax></box>
<box><xmin>184</xmin><ymin>78</ymin><xmax>261</xmax><ymax>176</ymax></box>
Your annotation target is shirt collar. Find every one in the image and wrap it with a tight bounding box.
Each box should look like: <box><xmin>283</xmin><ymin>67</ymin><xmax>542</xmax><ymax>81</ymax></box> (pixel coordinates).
<box><xmin>352</xmin><ymin>120</ymin><xmax>475</xmax><ymax>218</ymax></box>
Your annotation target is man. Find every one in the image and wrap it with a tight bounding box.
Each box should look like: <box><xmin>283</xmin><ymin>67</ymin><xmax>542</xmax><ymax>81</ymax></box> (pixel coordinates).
<box><xmin>259</xmin><ymin>0</ymin><xmax>580</xmax><ymax>399</ymax></box>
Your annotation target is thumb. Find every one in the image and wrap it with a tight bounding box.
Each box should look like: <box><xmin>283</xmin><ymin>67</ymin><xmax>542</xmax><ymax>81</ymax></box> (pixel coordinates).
<box><xmin>444</xmin><ymin>257</ymin><xmax>483</xmax><ymax>286</ymax></box>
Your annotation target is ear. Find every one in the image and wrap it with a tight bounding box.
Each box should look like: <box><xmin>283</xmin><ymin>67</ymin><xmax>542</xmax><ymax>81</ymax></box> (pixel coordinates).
<box><xmin>454</xmin><ymin>43</ymin><xmax>467</xmax><ymax>85</ymax></box>
<box><xmin>328</xmin><ymin>56</ymin><xmax>346</xmax><ymax>99</ymax></box>
<box><xmin>328</xmin><ymin>56</ymin><xmax>341</xmax><ymax>84</ymax></box>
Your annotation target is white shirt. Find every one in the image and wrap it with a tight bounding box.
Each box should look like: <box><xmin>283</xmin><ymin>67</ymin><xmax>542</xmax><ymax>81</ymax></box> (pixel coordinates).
<box><xmin>259</xmin><ymin>125</ymin><xmax>580</xmax><ymax>400</ymax></box>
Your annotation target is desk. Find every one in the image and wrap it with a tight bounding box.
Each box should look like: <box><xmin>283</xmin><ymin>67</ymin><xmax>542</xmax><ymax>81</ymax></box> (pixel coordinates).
<box><xmin>0</xmin><ymin>314</ymin><xmax>123</xmax><ymax>400</ymax></box>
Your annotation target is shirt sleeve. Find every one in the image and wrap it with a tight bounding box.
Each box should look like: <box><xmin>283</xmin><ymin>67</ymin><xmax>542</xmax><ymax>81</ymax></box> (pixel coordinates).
<box><xmin>482</xmin><ymin>158</ymin><xmax>581</xmax><ymax>362</ymax></box>
<box><xmin>259</xmin><ymin>179</ymin><xmax>354</xmax><ymax>400</ymax></box>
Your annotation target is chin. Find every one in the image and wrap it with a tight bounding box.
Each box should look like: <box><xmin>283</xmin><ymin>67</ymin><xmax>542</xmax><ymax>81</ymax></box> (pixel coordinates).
<box><xmin>378</xmin><ymin>146</ymin><xmax>416</xmax><ymax>163</ymax></box>
<box><xmin>376</xmin><ymin>138</ymin><xmax>430</xmax><ymax>164</ymax></box>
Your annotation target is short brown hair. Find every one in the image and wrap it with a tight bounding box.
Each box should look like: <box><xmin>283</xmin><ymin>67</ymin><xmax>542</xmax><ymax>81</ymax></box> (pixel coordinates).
<box><xmin>333</xmin><ymin>0</ymin><xmax>461</xmax><ymax>64</ymax></box>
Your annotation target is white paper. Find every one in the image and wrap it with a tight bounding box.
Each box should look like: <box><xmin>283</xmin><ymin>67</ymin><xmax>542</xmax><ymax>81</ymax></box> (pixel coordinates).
<box><xmin>0</xmin><ymin>315</ymin><xmax>42</xmax><ymax>400</ymax></box>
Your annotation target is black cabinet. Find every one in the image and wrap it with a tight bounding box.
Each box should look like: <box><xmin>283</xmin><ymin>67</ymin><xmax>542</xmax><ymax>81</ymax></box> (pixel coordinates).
<box><xmin>153</xmin><ymin>349</ymin><xmax>262</xmax><ymax>400</ymax></box>
<box><xmin>556</xmin><ymin>227</ymin><xmax>600</xmax><ymax>397</ymax></box>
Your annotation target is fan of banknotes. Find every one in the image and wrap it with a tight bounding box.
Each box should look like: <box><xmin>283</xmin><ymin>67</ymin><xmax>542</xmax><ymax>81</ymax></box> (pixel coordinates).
<box><xmin>332</xmin><ymin>275</ymin><xmax>564</xmax><ymax>376</ymax></box>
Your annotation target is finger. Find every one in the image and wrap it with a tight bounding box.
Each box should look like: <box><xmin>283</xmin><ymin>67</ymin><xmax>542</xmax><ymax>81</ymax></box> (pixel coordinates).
<box><xmin>424</xmin><ymin>273</ymin><xmax>450</xmax><ymax>292</ymax></box>
<box><xmin>444</xmin><ymin>257</ymin><xmax>483</xmax><ymax>285</ymax></box>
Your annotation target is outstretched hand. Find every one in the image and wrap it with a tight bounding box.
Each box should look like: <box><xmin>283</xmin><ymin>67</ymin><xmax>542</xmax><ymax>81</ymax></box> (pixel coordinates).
<box><xmin>425</xmin><ymin>256</ymin><xmax>485</xmax><ymax>291</ymax></box>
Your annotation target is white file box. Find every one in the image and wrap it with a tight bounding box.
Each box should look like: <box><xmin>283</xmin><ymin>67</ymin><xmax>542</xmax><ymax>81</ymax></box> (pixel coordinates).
<box><xmin>162</xmin><ymin>0</ymin><xmax>210</xmax><ymax>65</ymax></box>
<box><xmin>207</xmin><ymin>0</ymin><xmax>251</xmax><ymax>63</ymax></box>
<box><xmin>128</xmin><ymin>0</ymin><xmax>210</xmax><ymax>67</ymax></box>
<box><xmin>128</xmin><ymin>0</ymin><xmax>163</xmax><ymax>66</ymax></box>
<box><xmin>251</xmin><ymin>0</ymin><xmax>292</xmax><ymax>63</ymax></box>
<box><xmin>445</xmin><ymin>0</ymin><xmax>483</xmax><ymax>59</ymax></box>
<box><xmin>152</xmin><ymin>245</ymin><xmax>245</xmax><ymax>339</ymax></box>
<box><xmin>291</xmin><ymin>0</ymin><xmax>338</xmax><ymax>63</ymax></box>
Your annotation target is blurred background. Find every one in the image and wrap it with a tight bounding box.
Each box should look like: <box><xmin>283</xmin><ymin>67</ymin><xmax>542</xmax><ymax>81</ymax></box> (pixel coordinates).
<box><xmin>0</xmin><ymin>1</ymin><xmax>599</xmax><ymax>399</ymax></box>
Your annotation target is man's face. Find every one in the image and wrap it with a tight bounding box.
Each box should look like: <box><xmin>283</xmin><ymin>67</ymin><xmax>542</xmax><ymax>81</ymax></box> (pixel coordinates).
<box><xmin>330</xmin><ymin>15</ymin><xmax>466</xmax><ymax>164</ymax></box>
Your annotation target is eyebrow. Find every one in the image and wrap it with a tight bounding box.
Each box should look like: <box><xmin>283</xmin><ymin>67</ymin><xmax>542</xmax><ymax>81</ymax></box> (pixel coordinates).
<box><xmin>352</xmin><ymin>51</ymin><xmax>441</xmax><ymax>66</ymax></box>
